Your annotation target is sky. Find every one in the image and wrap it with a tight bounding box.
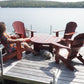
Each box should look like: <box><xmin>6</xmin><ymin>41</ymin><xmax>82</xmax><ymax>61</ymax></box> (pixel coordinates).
<box><xmin>46</xmin><ymin>0</ymin><xmax>84</xmax><ymax>2</ymax></box>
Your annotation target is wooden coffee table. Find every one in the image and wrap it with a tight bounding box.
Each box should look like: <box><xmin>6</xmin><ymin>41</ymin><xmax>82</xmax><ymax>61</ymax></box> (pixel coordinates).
<box><xmin>31</xmin><ymin>34</ymin><xmax>70</xmax><ymax>63</ymax></box>
<box><xmin>31</xmin><ymin>35</ymin><xmax>61</xmax><ymax>52</ymax></box>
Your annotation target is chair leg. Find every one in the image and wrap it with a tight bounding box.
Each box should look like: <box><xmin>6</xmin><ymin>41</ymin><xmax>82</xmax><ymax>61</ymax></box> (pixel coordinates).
<box><xmin>77</xmin><ymin>54</ymin><xmax>84</xmax><ymax>64</ymax></box>
<box><xmin>3</xmin><ymin>52</ymin><xmax>17</xmax><ymax>62</ymax></box>
<box><xmin>55</xmin><ymin>54</ymin><xmax>60</xmax><ymax>64</ymax></box>
<box><xmin>55</xmin><ymin>46</ymin><xmax>60</xmax><ymax>64</ymax></box>
<box><xmin>16</xmin><ymin>42</ymin><xmax>23</xmax><ymax>59</ymax></box>
<box><xmin>59</xmin><ymin>55</ymin><xmax>75</xmax><ymax>71</ymax></box>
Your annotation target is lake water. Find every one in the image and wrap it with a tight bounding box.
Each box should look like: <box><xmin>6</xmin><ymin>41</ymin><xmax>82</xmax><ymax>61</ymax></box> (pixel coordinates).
<box><xmin>0</xmin><ymin>8</ymin><xmax>84</xmax><ymax>36</ymax></box>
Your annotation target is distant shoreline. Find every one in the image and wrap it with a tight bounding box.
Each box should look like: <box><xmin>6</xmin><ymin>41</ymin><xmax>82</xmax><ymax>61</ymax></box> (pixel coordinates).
<box><xmin>1</xmin><ymin>7</ymin><xmax>84</xmax><ymax>8</ymax></box>
<box><xmin>0</xmin><ymin>1</ymin><xmax>84</xmax><ymax>8</ymax></box>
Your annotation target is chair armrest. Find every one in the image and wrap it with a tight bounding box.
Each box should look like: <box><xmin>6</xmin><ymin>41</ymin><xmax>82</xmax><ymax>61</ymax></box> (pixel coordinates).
<box><xmin>53</xmin><ymin>30</ymin><xmax>65</xmax><ymax>33</ymax></box>
<box><xmin>52</xmin><ymin>42</ymin><xmax>70</xmax><ymax>49</ymax></box>
<box><xmin>61</xmin><ymin>38</ymin><xmax>73</xmax><ymax>46</ymax></box>
<box><xmin>25</xmin><ymin>29</ymin><xmax>36</xmax><ymax>37</ymax></box>
<box><xmin>25</xmin><ymin>29</ymin><xmax>36</xmax><ymax>33</ymax></box>
<box><xmin>8</xmin><ymin>35</ymin><xmax>18</xmax><ymax>39</ymax></box>
<box><xmin>53</xmin><ymin>30</ymin><xmax>65</xmax><ymax>37</ymax></box>
<box><xmin>16</xmin><ymin>38</ymin><xmax>31</xmax><ymax>42</ymax></box>
<box><xmin>65</xmin><ymin>32</ymin><xmax>77</xmax><ymax>35</ymax></box>
<box><xmin>62</xmin><ymin>38</ymin><xmax>73</xmax><ymax>42</ymax></box>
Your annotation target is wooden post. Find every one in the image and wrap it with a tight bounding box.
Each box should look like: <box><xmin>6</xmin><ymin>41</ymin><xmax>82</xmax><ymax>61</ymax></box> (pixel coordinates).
<box><xmin>50</xmin><ymin>25</ymin><xmax>52</xmax><ymax>35</ymax></box>
<box><xmin>0</xmin><ymin>47</ymin><xmax>3</xmax><ymax>76</ymax></box>
<box><xmin>53</xmin><ymin>71</ymin><xmax>56</xmax><ymax>84</ymax></box>
<box><xmin>31</xmin><ymin>25</ymin><xmax>32</xmax><ymax>30</ymax></box>
<box><xmin>25</xmin><ymin>28</ymin><xmax>30</xmax><ymax>38</ymax></box>
<box><xmin>30</xmin><ymin>25</ymin><xmax>34</xmax><ymax>37</ymax></box>
<box><xmin>0</xmin><ymin>46</ymin><xmax>4</xmax><ymax>84</ymax></box>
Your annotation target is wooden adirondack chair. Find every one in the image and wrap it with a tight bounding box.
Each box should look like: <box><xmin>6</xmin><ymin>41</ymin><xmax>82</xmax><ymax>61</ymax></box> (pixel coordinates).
<box><xmin>0</xmin><ymin>39</ymin><xmax>24</xmax><ymax>62</ymax></box>
<box><xmin>54</xmin><ymin>33</ymin><xmax>84</xmax><ymax>71</ymax></box>
<box><xmin>53</xmin><ymin>22</ymin><xmax>77</xmax><ymax>46</ymax></box>
<box><xmin>12</xmin><ymin>21</ymin><xmax>36</xmax><ymax>38</ymax></box>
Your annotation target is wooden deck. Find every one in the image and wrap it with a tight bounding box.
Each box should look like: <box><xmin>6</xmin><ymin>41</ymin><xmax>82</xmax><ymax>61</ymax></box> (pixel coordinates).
<box><xmin>0</xmin><ymin>47</ymin><xmax>84</xmax><ymax>84</ymax></box>
<box><xmin>2</xmin><ymin>52</ymin><xmax>59</xmax><ymax>84</ymax></box>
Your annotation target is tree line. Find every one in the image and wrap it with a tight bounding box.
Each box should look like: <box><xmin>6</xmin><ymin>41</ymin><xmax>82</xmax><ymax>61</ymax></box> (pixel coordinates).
<box><xmin>0</xmin><ymin>0</ymin><xmax>84</xmax><ymax>8</ymax></box>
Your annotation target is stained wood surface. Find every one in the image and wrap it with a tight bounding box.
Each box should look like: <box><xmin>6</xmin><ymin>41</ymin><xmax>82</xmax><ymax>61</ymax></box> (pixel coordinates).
<box><xmin>31</xmin><ymin>35</ymin><xmax>61</xmax><ymax>44</ymax></box>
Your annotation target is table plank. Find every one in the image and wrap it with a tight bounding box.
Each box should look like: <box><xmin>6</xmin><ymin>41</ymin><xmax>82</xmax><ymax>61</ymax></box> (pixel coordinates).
<box><xmin>31</xmin><ymin>35</ymin><xmax>61</xmax><ymax>44</ymax></box>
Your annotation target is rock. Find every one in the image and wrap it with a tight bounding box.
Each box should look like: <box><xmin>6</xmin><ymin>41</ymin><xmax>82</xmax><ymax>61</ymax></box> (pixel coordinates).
<box><xmin>42</xmin><ymin>50</ymin><xmax>53</xmax><ymax>60</ymax></box>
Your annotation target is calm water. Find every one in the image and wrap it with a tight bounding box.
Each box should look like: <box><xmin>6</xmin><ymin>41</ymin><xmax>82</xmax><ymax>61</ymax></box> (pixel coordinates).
<box><xmin>0</xmin><ymin>8</ymin><xmax>84</xmax><ymax>35</ymax></box>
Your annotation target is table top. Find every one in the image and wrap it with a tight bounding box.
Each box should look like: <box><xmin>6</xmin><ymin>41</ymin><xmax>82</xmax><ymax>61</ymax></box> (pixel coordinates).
<box><xmin>31</xmin><ymin>35</ymin><xmax>61</xmax><ymax>44</ymax></box>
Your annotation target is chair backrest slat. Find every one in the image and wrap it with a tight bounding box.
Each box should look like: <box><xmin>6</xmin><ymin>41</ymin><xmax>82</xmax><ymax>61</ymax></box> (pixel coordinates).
<box><xmin>13</xmin><ymin>21</ymin><xmax>26</xmax><ymax>38</ymax></box>
<box><xmin>64</xmin><ymin>22</ymin><xmax>77</xmax><ymax>39</ymax></box>
<box><xmin>71</xmin><ymin>33</ymin><xmax>84</xmax><ymax>49</ymax></box>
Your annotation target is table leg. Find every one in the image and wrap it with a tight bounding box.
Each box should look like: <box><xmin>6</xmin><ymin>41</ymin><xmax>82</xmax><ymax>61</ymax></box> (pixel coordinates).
<box><xmin>34</xmin><ymin>43</ymin><xmax>40</xmax><ymax>52</ymax></box>
<box><xmin>49</xmin><ymin>44</ymin><xmax>53</xmax><ymax>53</ymax></box>
<box><xmin>55</xmin><ymin>46</ymin><xmax>60</xmax><ymax>64</ymax></box>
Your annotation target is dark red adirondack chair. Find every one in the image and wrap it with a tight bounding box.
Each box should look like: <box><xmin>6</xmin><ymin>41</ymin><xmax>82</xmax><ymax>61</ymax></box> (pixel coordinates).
<box><xmin>53</xmin><ymin>22</ymin><xmax>77</xmax><ymax>46</ymax></box>
<box><xmin>54</xmin><ymin>33</ymin><xmax>84</xmax><ymax>71</ymax></box>
<box><xmin>12</xmin><ymin>21</ymin><xmax>36</xmax><ymax>38</ymax></box>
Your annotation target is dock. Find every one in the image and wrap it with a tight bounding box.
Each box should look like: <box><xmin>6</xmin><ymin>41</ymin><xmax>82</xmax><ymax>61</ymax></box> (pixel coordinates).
<box><xmin>1</xmin><ymin>53</ymin><xmax>59</xmax><ymax>84</ymax></box>
<box><xmin>0</xmin><ymin>47</ymin><xmax>84</xmax><ymax>84</ymax></box>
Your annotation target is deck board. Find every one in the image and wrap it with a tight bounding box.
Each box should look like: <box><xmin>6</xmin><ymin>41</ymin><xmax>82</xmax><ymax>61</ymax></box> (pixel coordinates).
<box><xmin>3</xmin><ymin>53</ymin><xmax>59</xmax><ymax>84</ymax></box>
<box><xmin>4</xmin><ymin>72</ymin><xmax>51</xmax><ymax>83</ymax></box>
<box><xmin>1</xmin><ymin>47</ymin><xmax>84</xmax><ymax>84</ymax></box>
<box><xmin>57</xmin><ymin>64</ymin><xmax>84</xmax><ymax>84</ymax></box>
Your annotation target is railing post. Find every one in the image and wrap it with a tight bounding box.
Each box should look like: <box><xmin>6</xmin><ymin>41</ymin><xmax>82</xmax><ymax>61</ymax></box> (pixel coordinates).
<box><xmin>30</xmin><ymin>25</ymin><xmax>34</xmax><ymax>37</ymax></box>
<box><xmin>0</xmin><ymin>46</ymin><xmax>4</xmax><ymax>84</ymax></box>
<box><xmin>50</xmin><ymin>25</ymin><xmax>52</xmax><ymax>35</ymax></box>
<box><xmin>50</xmin><ymin>71</ymin><xmax>57</xmax><ymax>84</ymax></box>
<box><xmin>53</xmin><ymin>71</ymin><xmax>56</xmax><ymax>84</ymax></box>
<box><xmin>0</xmin><ymin>47</ymin><xmax>3</xmax><ymax>77</ymax></box>
<box><xmin>31</xmin><ymin>25</ymin><xmax>32</xmax><ymax>30</ymax></box>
